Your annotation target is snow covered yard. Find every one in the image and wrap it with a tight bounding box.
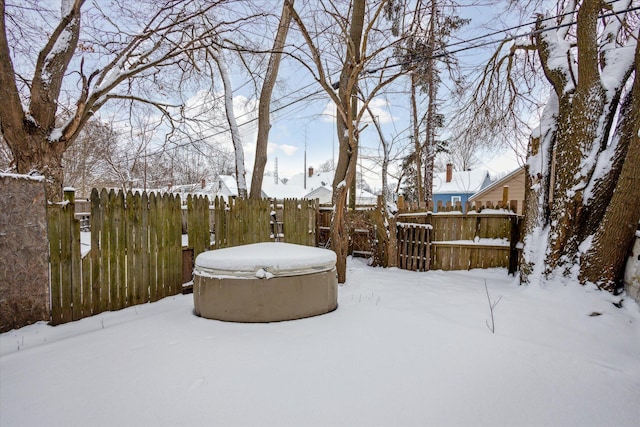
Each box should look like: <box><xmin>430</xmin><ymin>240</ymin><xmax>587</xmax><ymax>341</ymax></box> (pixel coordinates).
<box><xmin>1</xmin><ymin>258</ymin><xmax>639</xmax><ymax>427</ymax></box>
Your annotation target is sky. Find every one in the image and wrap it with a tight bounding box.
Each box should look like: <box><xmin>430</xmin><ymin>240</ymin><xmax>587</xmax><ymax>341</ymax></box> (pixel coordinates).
<box><xmin>2</xmin><ymin>258</ymin><xmax>639</xmax><ymax>426</ymax></box>
<box><xmin>260</xmin><ymin>1</ymin><xmax>534</xmax><ymax>181</ymax></box>
<box><xmin>156</xmin><ymin>1</ymin><xmax>536</xmax><ymax>190</ymax></box>
<box><xmin>2</xmin><ymin>0</ymin><xmax>535</xmax><ymax>189</ymax></box>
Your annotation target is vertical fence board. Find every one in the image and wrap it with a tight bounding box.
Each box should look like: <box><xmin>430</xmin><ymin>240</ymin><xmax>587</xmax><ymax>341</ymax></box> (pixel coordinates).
<box><xmin>81</xmin><ymin>254</ymin><xmax>91</xmax><ymax>317</ymax></box>
<box><xmin>126</xmin><ymin>192</ymin><xmax>137</xmax><ymax>305</ymax></box>
<box><xmin>173</xmin><ymin>194</ymin><xmax>182</xmax><ymax>293</ymax></box>
<box><xmin>48</xmin><ymin>205</ymin><xmax>62</xmax><ymax>325</ymax></box>
<box><xmin>159</xmin><ymin>194</ymin><xmax>168</xmax><ymax>299</ymax></box>
<box><xmin>148</xmin><ymin>193</ymin><xmax>158</xmax><ymax>302</ymax></box>
<box><xmin>59</xmin><ymin>196</ymin><xmax>73</xmax><ymax>323</ymax></box>
<box><xmin>98</xmin><ymin>189</ymin><xmax>110</xmax><ymax>312</ymax></box>
<box><xmin>134</xmin><ymin>193</ymin><xmax>145</xmax><ymax>303</ymax></box>
<box><xmin>70</xmin><ymin>196</ymin><xmax>82</xmax><ymax>321</ymax></box>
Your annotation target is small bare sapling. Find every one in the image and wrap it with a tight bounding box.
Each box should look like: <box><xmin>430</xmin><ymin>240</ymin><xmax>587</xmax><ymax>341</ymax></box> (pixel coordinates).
<box><xmin>484</xmin><ymin>280</ymin><xmax>502</xmax><ymax>334</ymax></box>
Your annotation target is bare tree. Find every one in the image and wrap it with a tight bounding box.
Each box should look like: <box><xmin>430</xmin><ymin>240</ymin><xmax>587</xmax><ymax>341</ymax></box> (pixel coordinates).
<box><xmin>317</xmin><ymin>158</ymin><xmax>335</xmax><ymax>172</ymax></box>
<box><xmin>470</xmin><ymin>1</ymin><xmax>639</xmax><ymax>290</ymax></box>
<box><xmin>0</xmin><ymin>0</ymin><xmax>241</xmax><ymax>200</ymax></box>
<box><xmin>394</xmin><ymin>0</ymin><xmax>469</xmax><ymax>206</ymax></box>
<box><xmin>288</xmin><ymin>0</ymin><xmax>420</xmax><ymax>282</ymax></box>
<box><xmin>250</xmin><ymin>0</ymin><xmax>294</xmax><ymax>199</ymax></box>
<box><xmin>207</xmin><ymin>47</ymin><xmax>249</xmax><ymax>198</ymax></box>
<box><xmin>62</xmin><ymin>117</ymin><xmax>118</xmax><ymax>198</ymax></box>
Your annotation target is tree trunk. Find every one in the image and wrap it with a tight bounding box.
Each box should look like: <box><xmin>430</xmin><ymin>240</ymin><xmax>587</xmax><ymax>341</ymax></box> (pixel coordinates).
<box><xmin>12</xmin><ymin>134</ymin><xmax>66</xmax><ymax>201</ymax></box>
<box><xmin>331</xmin><ymin>0</ymin><xmax>365</xmax><ymax>283</ymax></box>
<box><xmin>0</xmin><ymin>0</ymin><xmax>82</xmax><ymax>201</ymax></box>
<box><xmin>410</xmin><ymin>74</ymin><xmax>423</xmax><ymax>208</ymax></box>
<box><xmin>422</xmin><ymin>0</ymin><xmax>437</xmax><ymax>207</ymax></box>
<box><xmin>520</xmin><ymin>2</ymin><xmax>637</xmax><ymax>290</ymax></box>
<box><xmin>580</xmin><ymin>41</ymin><xmax>640</xmax><ymax>290</ymax></box>
<box><xmin>214</xmin><ymin>51</ymin><xmax>248</xmax><ymax>198</ymax></box>
<box><xmin>250</xmin><ymin>0</ymin><xmax>293</xmax><ymax>199</ymax></box>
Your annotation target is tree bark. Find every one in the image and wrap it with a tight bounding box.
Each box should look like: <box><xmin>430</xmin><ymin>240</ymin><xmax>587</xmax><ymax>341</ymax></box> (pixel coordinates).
<box><xmin>213</xmin><ymin>51</ymin><xmax>248</xmax><ymax>199</ymax></box>
<box><xmin>330</xmin><ymin>0</ymin><xmax>365</xmax><ymax>283</ymax></box>
<box><xmin>520</xmin><ymin>1</ymin><xmax>637</xmax><ymax>290</ymax></box>
<box><xmin>250</xmin><ymin>0</ymin><xmax>293</xmax><ymax>199</ymax></box>
<box><xmin>0</xmin><ymin>0</ymin><xmax>83</xmax><ymax>200</ymax></box>
<box><xmin>410</xmin><ymin>74</ymin><xmax>423</xmax><ymax>208</ymax></box>
<box><xmin>580</xmin><ymin>40</ymin><xmax>640</xmax><ymax>290</ymax></box>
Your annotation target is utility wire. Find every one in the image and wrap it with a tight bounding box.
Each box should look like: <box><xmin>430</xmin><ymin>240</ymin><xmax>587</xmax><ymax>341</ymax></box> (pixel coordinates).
<box><xmin>141</xmin><ymin>2</ymin><xmax>639</xmax><ymax>157</ymax></box>
<box><xmin>364</xmin><ymin>2</ymin><xmax>639</xmax><ymax>74</ymax></box>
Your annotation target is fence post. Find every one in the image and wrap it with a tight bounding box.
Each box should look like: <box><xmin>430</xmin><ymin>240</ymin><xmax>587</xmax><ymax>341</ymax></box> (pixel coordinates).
<box><xmin>508</xmin><ymin>215</ymin><xmax>522</xmax><ymax>275</ymax></box>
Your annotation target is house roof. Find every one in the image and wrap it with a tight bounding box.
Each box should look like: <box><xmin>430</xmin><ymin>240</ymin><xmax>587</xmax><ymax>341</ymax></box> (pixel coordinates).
<box><xmin>169</xmin><ymin>169</ymin><xmax>379</xmax><ymax>202</ymax></box>
<box><xmin>432</xmin><ymin>169</ymin><xmax>490</xmax><ymax>195</ymax></box>
<box><xmin>469</xmin><ymin>166</ymin><xmax>525</xmax><ymax>201</ymax></box>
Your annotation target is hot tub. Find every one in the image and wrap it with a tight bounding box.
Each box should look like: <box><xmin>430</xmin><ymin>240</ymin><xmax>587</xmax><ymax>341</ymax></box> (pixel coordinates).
<box><xmin>193</xmin><ymin>242</ymin><xmax>338</xmax><ymax>322</ymax></box>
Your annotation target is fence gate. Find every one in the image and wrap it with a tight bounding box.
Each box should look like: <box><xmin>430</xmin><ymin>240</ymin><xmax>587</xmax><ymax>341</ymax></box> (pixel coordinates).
<box><xmin>395</xmin><ymin>212</ymin><xmax>521</xmax><ymax>273</ymax></box>
<box><xmin>397</xmin><ymin>223</ymin><xmax>431</xmax><ymax>271</ymax></box>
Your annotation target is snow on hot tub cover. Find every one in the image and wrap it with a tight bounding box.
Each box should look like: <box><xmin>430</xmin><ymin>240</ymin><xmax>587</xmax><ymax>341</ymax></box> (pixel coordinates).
<box><xmin>194</xmin><ymin>242</ymin><xmax>337</xmax><ymax>279</ymax></box>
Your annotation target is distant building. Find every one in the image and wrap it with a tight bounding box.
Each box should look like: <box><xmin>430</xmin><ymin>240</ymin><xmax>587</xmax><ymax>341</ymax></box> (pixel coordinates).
<box><xmin>168</xmin><ymin>167</ymin><xmax>379</xmax><ymax>204</ymax></box>
<box><xmin>469</xmin><ymin>166</ymin><xmax>526</xmax><ymax>214</ymax></box>
<box><xmin>432</xmin><ymin>164</ymin><xmax>491</xmax><ymax>212</ymax></box>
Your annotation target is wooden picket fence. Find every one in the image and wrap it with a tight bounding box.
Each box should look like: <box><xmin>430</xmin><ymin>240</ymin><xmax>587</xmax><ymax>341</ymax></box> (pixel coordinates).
<box><xmin>48</xmin><ymin>189</ymin><xmax>183</xmax><ymax>325</ymax></box>
<box><xmin>397</xmin><ymin>212</ymin><xmax>521</xmax><ymax>272</ymax></box>
<box><xmin>187</xmin><ymin>194</ymin><xmax>210</xmax><ymax>259</ymax></box>
<box><xmin>210</xmin><ymin>196</ymin><xmax>318</xmax><ymax>249</ymax></box>
<box><xmin>281</xmin><ymin>198</ymin><xmax>317</xmax><ymax>246</ymax></box>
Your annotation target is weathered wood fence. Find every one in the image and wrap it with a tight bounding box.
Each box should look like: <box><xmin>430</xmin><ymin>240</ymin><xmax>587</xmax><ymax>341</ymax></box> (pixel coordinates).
<box><xmin>210</xmin><ymin>196</ymin><xmax>318</xmax><ymax>248</ymax></box>
<box><xmin>48</xmin><ymin>189</ymin><xmax>183</xmax><ymax>325</ymax></box>
<box><xmin>49</xmin><ymin>191</ymin><xmax>319</xmax><ymax>325</ymax></box>
<box><xmin>317</xmin><ymin>201</ymin><xmax>522</xmax><ymax>273</ymax></box>
<box><xmin>397</xmin><ymin>212</ymin><xmax>522</xmax><ymax>272</ymax></box>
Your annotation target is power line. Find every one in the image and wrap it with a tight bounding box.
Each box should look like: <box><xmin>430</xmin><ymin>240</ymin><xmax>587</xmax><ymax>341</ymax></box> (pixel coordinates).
<box><xmin>364</xmin><ymin>2</ymin><xmax>639</xmax><ymax>75</ymax></box>
<box><xmin>140</xmin><ymin>2</ymin><xmax>639</xmax><ymax>157</ymax></box>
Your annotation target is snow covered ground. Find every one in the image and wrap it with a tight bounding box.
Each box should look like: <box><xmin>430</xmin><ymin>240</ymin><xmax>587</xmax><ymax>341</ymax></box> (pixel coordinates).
<box><xmin>2</xmin><ymin>258</ymin><xmax>639</xmax><ymax>427</ymax></box>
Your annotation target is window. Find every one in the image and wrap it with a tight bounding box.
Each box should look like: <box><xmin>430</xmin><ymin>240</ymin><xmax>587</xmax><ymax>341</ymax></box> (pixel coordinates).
<box><xmin>451</xmin><ymin>196</ymin><xmax>461</xmax><ymax>204</ymax></box>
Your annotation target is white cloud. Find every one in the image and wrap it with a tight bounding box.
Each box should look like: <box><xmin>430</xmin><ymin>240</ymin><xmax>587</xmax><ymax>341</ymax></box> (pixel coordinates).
<box><xmin>276</xmin><ymin>143</ymin><xmax>298</xmax><ymax>156</ymax></box>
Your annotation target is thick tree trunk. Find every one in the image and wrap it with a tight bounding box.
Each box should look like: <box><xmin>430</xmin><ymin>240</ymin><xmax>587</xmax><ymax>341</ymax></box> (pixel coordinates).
<box><xmin>250</xmin><ymin>0</ymin><xmax>293</xmax><ymax>199</ymax></box>
<box><xmin>580</xmin><ymin>42</ymin><xmax>640</xmax><ymax>290</ymax></box>
<box><xmin>331</xmin><ymin>184</ymin><xmax>349</xmax><ymax>283</ymax></box>
<box><xmin>520</xmin><ymin>91</ymin><xmax>556</xmax><ymax>285</ymax></box>
<box><xmin>520</xmin><ymin>2</ymin><xmax>637</xmax><ymax>290</ymax></box>
<box><xmin>13</xmin><ymin>134</ymin><xmax>66</xmax><ymax>201</ymax></box>
<box><xmin>0</xmin><ymin>0</ymin><xmax>82</xmax><ymax>201</ymax></box>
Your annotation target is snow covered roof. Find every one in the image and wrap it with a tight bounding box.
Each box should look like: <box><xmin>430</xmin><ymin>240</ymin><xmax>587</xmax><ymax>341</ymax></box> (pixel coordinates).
<box><xmin>286</xmin><ymin>170</ymin><xmax>334</xmax><ymax>190</ymax></box>
<box><xmin>168</xmin><ymin>169</ymin><xmax>378</xmax><ymax>202</ymax></box>
<box><xmin>433</xmin><ymin>169</ymin><xmax>491</xmax><ymax>195</ymax></box>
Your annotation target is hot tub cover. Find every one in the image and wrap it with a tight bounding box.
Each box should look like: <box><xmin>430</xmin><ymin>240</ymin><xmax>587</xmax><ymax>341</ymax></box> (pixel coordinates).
<box><xmin>194</xmin><ymin>242</ymin><xmax>337</xmax><ymax>279</ymax></box>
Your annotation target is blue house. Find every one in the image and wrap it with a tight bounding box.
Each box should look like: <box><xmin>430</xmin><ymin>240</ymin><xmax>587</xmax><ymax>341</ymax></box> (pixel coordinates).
<box><xmin>432</xmin><ymin>164</ymin><xmax>491</xmax><ymax>212</ymax></box>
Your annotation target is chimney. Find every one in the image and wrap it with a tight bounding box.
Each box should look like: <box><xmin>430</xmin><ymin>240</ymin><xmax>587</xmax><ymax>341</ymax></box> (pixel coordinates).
<box><xmin>201</xmin><ymin>178</ymin><xmax>206</xmax><ymax>189</ymax></box>
<box><xmin>447</xmin><ymin>163</ymin><xmax>453</xmax><ymax>182</ymax></box>
<box><xmin>446</xmin><ymin>164</ymin><xmax>453</xmax><ymax>183</ymax></box>
<box><xmin>308</xmin><ymin>167</ymin><xmax>314</xmax><ymax>177</ymax></box>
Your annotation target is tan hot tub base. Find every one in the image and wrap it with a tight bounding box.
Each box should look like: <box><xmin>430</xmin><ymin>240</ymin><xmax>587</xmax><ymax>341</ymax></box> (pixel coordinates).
<box><xmin>193</xmin><ymin>268</ymin><xmax>338</xmax><ymax>322</ymax></box>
